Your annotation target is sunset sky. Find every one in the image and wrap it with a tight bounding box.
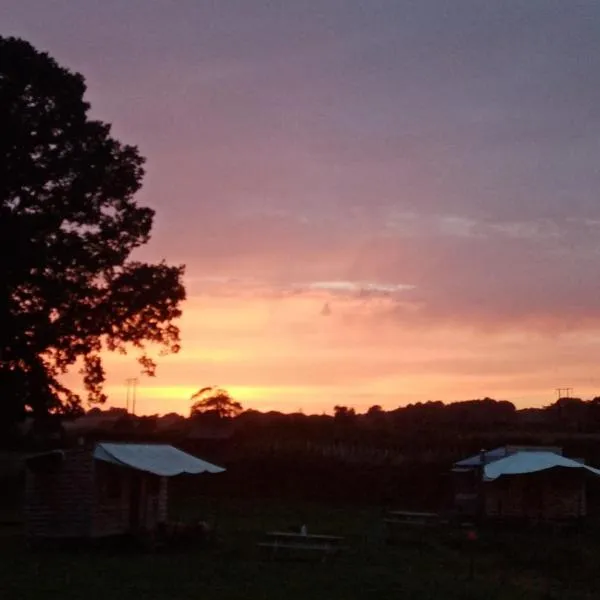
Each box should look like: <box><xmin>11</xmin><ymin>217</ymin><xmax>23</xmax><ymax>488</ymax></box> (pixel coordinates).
<box><xmin>4</xmin><ymin>1</ymin><xmax>600</xmax><ymax>415</ymax></box>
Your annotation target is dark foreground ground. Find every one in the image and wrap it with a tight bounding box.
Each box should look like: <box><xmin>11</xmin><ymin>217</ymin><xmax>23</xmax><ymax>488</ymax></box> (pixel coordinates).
<box><xmin>1</xmin><ymin>497</ymin><xmax>599</xmax><ymax>600</ymax></box>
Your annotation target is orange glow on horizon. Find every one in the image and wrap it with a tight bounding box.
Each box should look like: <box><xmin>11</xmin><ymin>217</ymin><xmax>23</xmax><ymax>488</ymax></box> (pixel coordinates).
<box><xmin>61</xmin><ymin>287</ymin><xmax>600</xmax><ymax>417</ymax></box>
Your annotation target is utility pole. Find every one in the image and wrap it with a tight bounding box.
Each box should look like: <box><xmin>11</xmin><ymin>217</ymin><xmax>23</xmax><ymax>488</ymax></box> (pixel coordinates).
<box><xmin>125</xmin><ymin>378</ymin><xmax>139</xmax><ymax>415</ymax></box>
<box><xmin>556</xmin><ymin>387</ymin><xmax>573</xmax><ymax>400</ymax></box>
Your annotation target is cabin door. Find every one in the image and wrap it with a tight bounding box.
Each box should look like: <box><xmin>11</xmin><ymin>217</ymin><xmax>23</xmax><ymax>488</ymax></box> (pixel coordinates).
<box><xmin>129</xmin><ymin>473</ymin><xmax>142</xmax><ymax>531</ymax></box>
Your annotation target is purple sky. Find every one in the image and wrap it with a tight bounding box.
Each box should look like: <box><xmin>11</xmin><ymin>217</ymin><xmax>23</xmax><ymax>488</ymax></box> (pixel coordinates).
<box><xmin>4</xmin><ymin>1</ymin><xmax>600</xmax><ymax>413</ymax></box>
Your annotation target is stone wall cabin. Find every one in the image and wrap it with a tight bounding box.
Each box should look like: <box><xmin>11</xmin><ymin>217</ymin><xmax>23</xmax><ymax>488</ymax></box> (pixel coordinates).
<box><xmin>24</xmin><ymin>442</ymin><xmax>224</xmax><ymax>542</ymax></box>
<box><xmin>451</xmin><ymin>445</ymin><xmax>600</xmax><ymax>522</ymax></box>
<box><xmin>483</xmin><ymin>468</ymin><xmax>586</xmax><ymax>520</ymax></box>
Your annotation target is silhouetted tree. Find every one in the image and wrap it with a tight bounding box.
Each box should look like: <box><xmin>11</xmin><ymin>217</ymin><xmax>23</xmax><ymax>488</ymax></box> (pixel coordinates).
<box><xmin>589</xmin><ymin>397</ymin><xmax>600</xmax><ymax>428</ymax></box>
<box><xmin>190</xmin><ymin>387</ymin><xmax>242</xmax><ymax>420</ymax></box>
<box><xmin>546</xmin><ymin>397</ymin><xmax>587</xmax><ymax>432</ymax></box>
<box><xmin>364</xmin><ymin>404</ymin><xmax>386</xmax><ymax>428</ymax></box>
<box><xmin>0</xmin><ymin>37</ymin><xmax>185</xmax><ymax>427</ymax></box>
<box><xmin>333</xmin><ymin>405</ymin><xmax>356</xmax><ymax>424</ymax></box>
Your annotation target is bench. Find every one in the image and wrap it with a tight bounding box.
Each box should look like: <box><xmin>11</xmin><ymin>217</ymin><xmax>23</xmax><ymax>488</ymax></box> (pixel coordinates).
<box><xmin>258</xmin><ymin>531</ymin><xmax>346</xmax><ymax>562</ymax></box>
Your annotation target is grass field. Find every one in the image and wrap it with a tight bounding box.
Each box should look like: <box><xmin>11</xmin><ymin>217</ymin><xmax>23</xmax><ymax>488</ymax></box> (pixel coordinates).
<box><xmin>1</xmin><ymin>497</ymin><xmax>599</xmax><ymax>600</ymax></box>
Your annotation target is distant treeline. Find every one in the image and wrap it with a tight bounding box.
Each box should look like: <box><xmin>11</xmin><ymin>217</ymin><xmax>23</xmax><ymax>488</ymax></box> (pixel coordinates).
<box><xmin>6</xmin><ymin>396</ymin><xmax>600</xmax><ymax>508</ymax></box>
<box><xmin>9</xmin><ymin>395</ymin><xmax>600</xmax><ymax>449</ymax></box>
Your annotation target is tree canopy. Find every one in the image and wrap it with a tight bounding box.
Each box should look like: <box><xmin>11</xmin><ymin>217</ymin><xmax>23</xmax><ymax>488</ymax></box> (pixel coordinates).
<box><xmin>0</xmin><ymin>37</ymin><xmax>185</xmax><ymax>424</ymax></box>
<box><xmin>190</xmin><ymin>387</ymin><xmax>243</xmax><ymax>420</ymax></box>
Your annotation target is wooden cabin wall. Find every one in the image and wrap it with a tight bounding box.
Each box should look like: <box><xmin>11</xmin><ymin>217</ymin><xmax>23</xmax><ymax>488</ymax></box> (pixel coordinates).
<box><xmin>158</xmin><ymin>477</ymin><xmax>168</xmax><ymax>523</ymax></box>
<box><xmin>91</xmin><ymin>464</ymin><xmax>167</xmax><ymax>537</ymax></box>
<box><xmin>91</xmin><ymin>461</ymin><xmax>132</xmax><ymax>537</ymax></box>
<box><xmin>452</xmin><ymin>470</ymin><xmax>481</xmax><ymax>516</ymax></box>
<box><xmin>25</xmin><ymin>448</ymin><xmax>94</xmax><ymax>539</ymax></box>
<box><xmin>549</xmin><ymin>472</ymin><xmax>587</xmax><ymax>518</ymax></box>
<box><xmin>137</xmin><ymin>472</ymin><xmax>163</xmax><ymax>531</ymax></box>
<box><xmin>484</xmin><ymin>472</ymin><xmax>586</xmax><ymax>520</ymax></box>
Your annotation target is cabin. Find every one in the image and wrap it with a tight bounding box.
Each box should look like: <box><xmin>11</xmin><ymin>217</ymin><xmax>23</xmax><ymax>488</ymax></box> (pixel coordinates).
<box><xmin>451</xmin><ymin>445</ymin><xmax>600</xmax><ymax>522</ymax></box>
<box><xmin>452</xmin><ymin>445</ymin><xmax>561</xmax><ymax>517</ymax></box>
<box><xmin>24</xmin><ymin>442</ymin><xmax>224</xmax><ymax>542</ymax></box>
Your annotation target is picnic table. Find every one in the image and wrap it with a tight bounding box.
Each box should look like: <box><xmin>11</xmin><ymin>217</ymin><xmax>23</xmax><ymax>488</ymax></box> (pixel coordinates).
<box><xmin>257</xmin><ymin>530</ymin><xmax>346</xmax><ymax>561</ymax></box>
<box><xmin>386</xmin><ymin>510</ymin><xmax>440</xmax><ymax>525</ymax></box>
<box><xmin>384</xmin><ymin>511</ymin><xmax>440</xmax><ymax>542</ymax></box>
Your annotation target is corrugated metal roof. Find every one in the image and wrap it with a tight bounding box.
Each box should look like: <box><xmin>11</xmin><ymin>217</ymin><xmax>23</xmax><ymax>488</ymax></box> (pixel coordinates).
<box><xmin>454</xmin><ymin>447</ymin><xmax>508</xmax><ymax>467</ymax></box>
<box><xmin>455</xmin><ymin>445</ymin><xmax>563</xmax><ymax>468</ymax></box>
<box><xmin>483</xmin><ymin>451</ymin><xmax>600</xmax><ymax>481</ymax></box>
<box><xmin>93</xmin><ymin>442</ymin><xmax>225</xmax><ymax>477</ymax></box>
